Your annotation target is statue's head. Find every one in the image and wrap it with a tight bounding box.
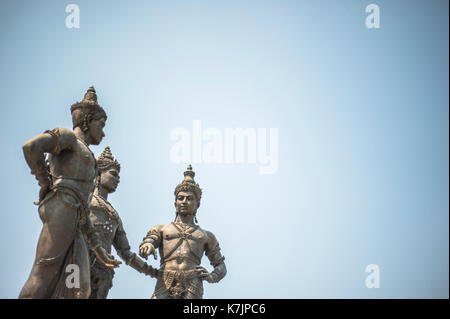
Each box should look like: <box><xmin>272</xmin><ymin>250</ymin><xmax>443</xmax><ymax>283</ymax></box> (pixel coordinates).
<box><xmin>71</xmin><ymin>86</ymin><xmax>107</xmax><ymax>145</ymax></box>
<box><xmin>174</xmin><ymin>165</ymin><xmax>202</xmax><ymax>220</ymax></box>
<box><xmin>96</xmin><ymin>146</ymin><xmax>120</xmax><ymax>193</ymax></box>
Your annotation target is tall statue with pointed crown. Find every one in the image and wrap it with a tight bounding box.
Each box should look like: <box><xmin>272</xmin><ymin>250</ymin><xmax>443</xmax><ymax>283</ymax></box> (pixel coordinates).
<box><xmin>139</xmin><ymin>165</ymin><xmax>227</xmax><ymax>299</ymax></box>
<box><xmin>20</xmin><ymin>86</ymin><xmax>121</xmax><ymax>299</ymax></box>
<box><xmin>88</xmin><ymin>146</ymin><xmax>158</xmax><ymax>299</ymax></box>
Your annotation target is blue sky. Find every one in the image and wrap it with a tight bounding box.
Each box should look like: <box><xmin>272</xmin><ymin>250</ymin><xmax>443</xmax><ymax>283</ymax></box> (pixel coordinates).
<box><xmin>0</xmin><ymin>0</ymin><xmax>448</xmax><ymax>298</ymax></box>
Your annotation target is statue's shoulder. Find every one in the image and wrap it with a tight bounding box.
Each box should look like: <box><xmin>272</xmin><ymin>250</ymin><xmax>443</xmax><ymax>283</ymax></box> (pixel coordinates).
<box><xmin>206</xmin><ymin>230</ymin><xmax>220</xmax><ymax>244</ymax></box>
<box><xmin>149</xmin><ymin>224</ymin><xmax>165</xmax><ymax>233</ymax></box>
<box><xmin>54</xmin><ymin>127</ymin><xmax>74</xmax><ymax>135</ymax></box>
<box><xmin>161</xmin><ymin>223</ymin><xmax>176</xmax><ymax>232</ymax></box>
<box><xmin>50</xmin><ymin>127</ymin><xmax>77</xmax><ymax>149</ymax></box>
<box><xmin>196</xmin><ymin>226</ymin><xmax>217</xmax><ymax>242</ymax></box>
<box><xmin>51</xmin><ymin>127</ymin><xmax>74</xmax><ymax>138</ymax></box>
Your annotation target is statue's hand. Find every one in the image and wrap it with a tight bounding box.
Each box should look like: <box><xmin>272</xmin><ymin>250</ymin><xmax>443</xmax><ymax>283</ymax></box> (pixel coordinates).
<box><xmin>139</xmin><ymin>243</ymin><xmax>158</xmax><ymax>260</ymax></box>
<box><xmin>195</xmin><ymin>266</ymin><xmax>216</xmax><ymax>283</ymax></box>
<box><xmin>34</xmin><ymin>184</ymin><xmax>51</xmax><ymax>205</ymax></box>
<box><xmin>94</xmin><ymin>247</ymin><xmax>121</xmax><ymax>268</ymax></box>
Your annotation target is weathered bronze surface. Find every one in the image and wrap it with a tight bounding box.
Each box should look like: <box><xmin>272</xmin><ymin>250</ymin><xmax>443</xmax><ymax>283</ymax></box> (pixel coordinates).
<box><xmin>139</xmin><ymin>165</ymin><xmax>227</xmax><ymax>299</ymax></box>
<box><xmin>19</xmin><ymin>87</ymin><xmax>121</xmax><ymax>299</ymax></box>
<box><xmin>88</xmin><ymin>147</ymin><xmax>157</xmax><ymax>299</ymax></box>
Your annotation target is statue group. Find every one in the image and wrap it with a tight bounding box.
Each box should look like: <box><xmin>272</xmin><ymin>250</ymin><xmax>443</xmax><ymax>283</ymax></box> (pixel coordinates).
<box><xmin>19</xmin><ymin>87</ymin><xmax>227</xmax><ymax>299</ymax></box>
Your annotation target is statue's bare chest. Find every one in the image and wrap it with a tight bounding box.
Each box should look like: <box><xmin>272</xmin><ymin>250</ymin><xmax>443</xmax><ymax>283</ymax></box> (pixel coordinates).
<box><xmin>50</xmin><ymin>139</ymin><xmax>96</xmax><ymax>180</ymax></box>
<box><xmin>160</xmin><ymin>223</ymin><xmax>206</xmax><ymax>263</ymax></box>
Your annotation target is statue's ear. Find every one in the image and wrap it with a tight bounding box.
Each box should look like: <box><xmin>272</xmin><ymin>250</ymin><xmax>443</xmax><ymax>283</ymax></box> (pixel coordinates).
<box><xmin>197</xmin><ymin>201</ymin><xmax>201</xmax><ymax>208</ymax></box>
<box><xmin>82</xmin><ymin>112</ymin><xmax>92</xmax><ymax>132</ymax></box>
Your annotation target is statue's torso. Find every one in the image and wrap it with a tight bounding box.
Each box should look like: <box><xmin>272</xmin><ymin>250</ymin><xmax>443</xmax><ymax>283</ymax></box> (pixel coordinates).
<box><xmin>49</xmin><ymin>138</ymin><xmax>97</xmax><ymax>202</ymax></box>
<box><xmin>89</xmin><ymin>194</ymin><xmax>120</xmax><ymax>254</ymax></box>
<box><xmin>159</xmin><ymin>222</ymin><xmax>207</xmax><ymax>271</ymax></box>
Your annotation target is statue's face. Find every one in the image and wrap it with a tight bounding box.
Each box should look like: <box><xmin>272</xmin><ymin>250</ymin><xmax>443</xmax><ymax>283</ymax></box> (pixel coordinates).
<box><xmin>175</xmin><ymin>191</ymin><xmax>198</xmax><ymax>216</ymax></box>
<box><xmin>88</xmin><ymin>117</ymin><xmax>106</xmax><ymax>145</ymax></box>
<box><xmin>99</xmin><ymin>168</ymin><xmax>120</xmax><ymax>193</ymax></box>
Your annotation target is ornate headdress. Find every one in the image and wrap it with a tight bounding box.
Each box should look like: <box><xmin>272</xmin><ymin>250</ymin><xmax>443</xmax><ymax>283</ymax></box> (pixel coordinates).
<box><xmin>97</xmin><ymin>146</ymin><xmax>120</xmax><ymax>173</ymax></box>
<box><xmin>70</xmin><ymin>86</ymin><xmax>107</xmax><ymax>129</ymax></box>
<box><xmin>174</xmin><ymin>164</ymin><xmax>202</xmax><ymax>202</ymax></box>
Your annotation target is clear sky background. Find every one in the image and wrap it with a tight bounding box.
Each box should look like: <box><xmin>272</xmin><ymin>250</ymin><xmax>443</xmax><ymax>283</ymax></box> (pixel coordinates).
<box><xmin>0</xmin><ymin>0</ymin><xmax>448</xmax><ymax>298</ymax></box>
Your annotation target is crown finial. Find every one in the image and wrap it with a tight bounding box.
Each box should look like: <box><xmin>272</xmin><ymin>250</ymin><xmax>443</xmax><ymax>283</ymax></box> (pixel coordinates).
<box><xmin>184</xmin><ymin>164</ymin><xmax>195</xmax><ymax>180</ymax></box>
<box><xmin>97</xmin><ymin>146</ymin><xmax>120</xmax><ymax>172</ymax></box>
<box><xmin>99</xmin><ymin>146</ymin><xmax>113</xmax><ymax>160</ymax></box>
<box><xmin>81</xmin><ymin>86</ymin><xmax>98</xmax><ymax>105</ymax></box>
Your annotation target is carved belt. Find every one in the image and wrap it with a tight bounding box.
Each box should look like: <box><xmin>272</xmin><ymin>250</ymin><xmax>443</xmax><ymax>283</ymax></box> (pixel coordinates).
<box><xmin>161</xmin><ymin>269</ymin><xmax>200</xmax><ymax>299</ymax></box>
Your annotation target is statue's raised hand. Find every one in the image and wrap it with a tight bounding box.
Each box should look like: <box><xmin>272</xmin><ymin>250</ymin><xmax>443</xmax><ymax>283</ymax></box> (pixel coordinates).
<box><xmin>139</xmin><ymin>243</ymin><xmax>158</xmax><ymax>260</ymax></box>
<box><xmin>94</xmin><ymin>246</ymin><xmax>121</xmax><ymax>268</ymax></box>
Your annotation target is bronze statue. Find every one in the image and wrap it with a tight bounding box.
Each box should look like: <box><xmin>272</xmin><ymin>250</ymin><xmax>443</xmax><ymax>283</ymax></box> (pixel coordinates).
<box><xmin>139</xmin><ymin>165</ymin><xmax>227</xmax><ymax>299</ymax></box>
<box><xmin>19</xmin><ymin>87</ymin><xmax>121</xmax><ymax>299</ymax></box>
<box><xmin>88</xmin><ymin>146</ymin><xmax>157</xmax><ymax>299</ymax></box>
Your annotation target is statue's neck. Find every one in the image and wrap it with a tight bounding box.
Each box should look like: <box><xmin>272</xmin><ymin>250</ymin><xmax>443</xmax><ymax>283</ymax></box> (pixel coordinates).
<box><xmin>94</xmin><ymin>186</ymin><xmax>109</xmax><ymax>201</ymax></box>
<box><xmin>176</xmin><ymin>214</ymin><xmax>195</xmax><ymax>226</ymax></box>
<box><xmin>74</xmin><ymin>127</ymin><xmax>91</xmax><ymax>145</ymax></box>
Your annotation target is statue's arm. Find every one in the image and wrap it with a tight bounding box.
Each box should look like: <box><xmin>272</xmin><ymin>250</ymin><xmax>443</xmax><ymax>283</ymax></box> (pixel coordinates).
<box><xmin>203</xmin><ymin>231</ymin><xmax>227</xmax><ymax>283</ymax></box>
<box><xmin>139</xmin><ymin>225</ymin><xmax>163</xmax><ymax>260</ymax></box>
<box><xmin>22</xmin><ymin>128</ymin><xmax>77</xmax><ymax>200</ymax></box>
<box><xmin>113</xmin><ymin>219</ymin><xmax>158</xmax><ymax>277</ymax></box>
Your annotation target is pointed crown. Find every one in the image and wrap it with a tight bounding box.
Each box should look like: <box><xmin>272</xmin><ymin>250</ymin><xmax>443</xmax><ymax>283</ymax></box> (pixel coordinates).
<box><xmin>70</xmin><ymin>86</ymin><xmax>107</xmax><ymax>119</ymax></box>
<box><xmin>97</xmin><ymin>146</ymin><xmax>120</xmax><ymax>172</ymax></box>
<box><xmin>174</xmin><ymin>164</ymin><xmax>202</xmax><ymax>202</ymax></box>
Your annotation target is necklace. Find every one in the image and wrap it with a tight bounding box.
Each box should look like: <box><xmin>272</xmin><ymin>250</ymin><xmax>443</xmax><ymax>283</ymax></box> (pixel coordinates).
<box><xmin>173</xmin><ymin>221</ymin><xmax>198</xmax><ymax>235</ymax></box>
<box><xmin>93</xmin><ymin>193</ymin><xmax>118</xmax><ymax>218</ymax></box>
